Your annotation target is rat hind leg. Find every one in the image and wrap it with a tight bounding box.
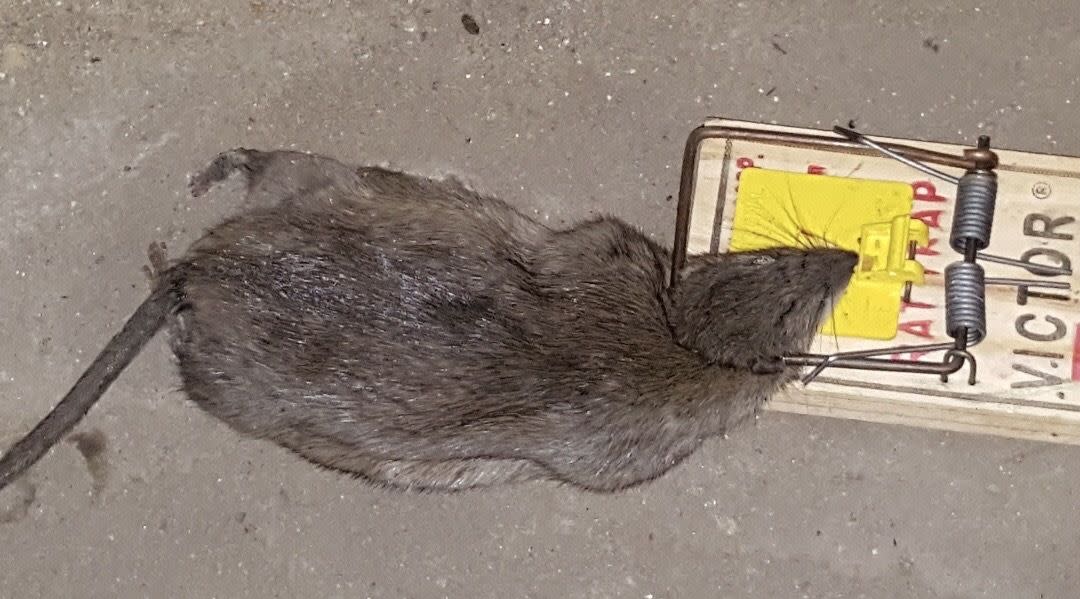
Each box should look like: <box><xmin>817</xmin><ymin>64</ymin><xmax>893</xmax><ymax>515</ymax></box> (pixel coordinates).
<box><xmin>188</xmin><ymin>148</ymin><xmax>258</xmax><ymax>198</ymax></box>
<box><xmin>279</xmin><ymin>434</ymin><xmax>547</xmax><ymax>491</ymax></box>
<box><xmin>362</xmin><ymin>457</ymin><xmax>547</xmax><ymax>492</ymax></box>
<box><xmin>189</xmin><ymin>148</ymin><xmax>365</xmax><ymax>210</ymax></box>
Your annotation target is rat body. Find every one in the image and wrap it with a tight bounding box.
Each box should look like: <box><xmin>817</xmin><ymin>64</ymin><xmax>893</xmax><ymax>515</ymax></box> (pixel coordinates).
<box><xmin>0</xmin><ymin>149</ymin><xmax>856</xmax><ymax>493</ymax></box>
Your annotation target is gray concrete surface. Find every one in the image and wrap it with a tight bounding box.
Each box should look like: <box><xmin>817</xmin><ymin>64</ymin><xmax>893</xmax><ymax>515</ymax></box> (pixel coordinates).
<box><xmin>1</xmin><ymin>1</ymin><xmax>1078</xmax><ymax>597</ymax></box>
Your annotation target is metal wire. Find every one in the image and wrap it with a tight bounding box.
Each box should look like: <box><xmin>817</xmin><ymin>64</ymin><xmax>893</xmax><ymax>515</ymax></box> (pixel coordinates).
<box><xmin>977</xmin><ymin>252</ymin><xmax>1073</xmax><ymax>276</ymax></box>
<box><xmin>794</xmin><ymin>342</ymin><xmax>959</xmax><ymax>384</ymax></box>
<box><xmin>984</xmin><ymin>277</ymin><xmax>1072</xmax><ymax>289</ymax></box>
<box><xmin>833</xmin><ymin>126</ymin><xmax>962</xmax><ymax>185</ymax></box>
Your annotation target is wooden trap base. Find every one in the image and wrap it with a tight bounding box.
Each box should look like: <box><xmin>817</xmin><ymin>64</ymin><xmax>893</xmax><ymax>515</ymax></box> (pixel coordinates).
<box><xmin>676</xmin><ymin>118</ymin><xmax>1080</xmax><ymax>444</ymax></box>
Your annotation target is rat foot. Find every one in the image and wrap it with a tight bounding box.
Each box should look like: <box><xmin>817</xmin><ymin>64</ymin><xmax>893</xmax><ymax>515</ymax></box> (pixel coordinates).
<box><xmin>142</xmin><ymin>241</ymin><xmax>169</xmax><ymax>289</ymax></box>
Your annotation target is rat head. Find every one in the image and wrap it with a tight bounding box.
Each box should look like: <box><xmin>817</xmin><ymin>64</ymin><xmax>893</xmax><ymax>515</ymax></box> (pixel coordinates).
<box><xmin>667</xmin><ymin>247</ymin><xmax>858</xmax><ymax>373</ymax></box>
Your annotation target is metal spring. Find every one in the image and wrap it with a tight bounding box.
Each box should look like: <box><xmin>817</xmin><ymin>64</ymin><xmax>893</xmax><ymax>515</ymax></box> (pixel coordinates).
<box><xmin>949</xmin><ymin>170</ymin><xmax>997</xmax><ymax>252</ymax></box>
<box><xmin>944</xmin><ymin>261</ymin><xmax>986</xmax><ymax>346</ymax></box>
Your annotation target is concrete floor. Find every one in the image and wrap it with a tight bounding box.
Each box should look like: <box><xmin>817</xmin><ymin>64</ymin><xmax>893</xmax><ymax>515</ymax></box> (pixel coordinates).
<box><xmin>1</xmin><ymin>1</ymin><xmax>1078</xmax><ymax>597</ymax></box>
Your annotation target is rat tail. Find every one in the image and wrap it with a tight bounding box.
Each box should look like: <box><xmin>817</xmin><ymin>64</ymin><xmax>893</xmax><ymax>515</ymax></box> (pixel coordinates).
<box><xmin>0</xmin><ymin>273</ymin><xmax>182</xmax><ymax>491</ymax></box>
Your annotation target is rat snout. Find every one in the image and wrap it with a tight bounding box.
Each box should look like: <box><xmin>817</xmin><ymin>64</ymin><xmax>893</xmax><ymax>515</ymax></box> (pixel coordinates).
<box><xmin>824</xmin><ymin>249</ymin><xmax>859</xmax><ymax>292</ymax></box>
<box><xmin>839</xmin><ymin>249</ymin><xmax>858</xmax><ymax>274</ymax></box>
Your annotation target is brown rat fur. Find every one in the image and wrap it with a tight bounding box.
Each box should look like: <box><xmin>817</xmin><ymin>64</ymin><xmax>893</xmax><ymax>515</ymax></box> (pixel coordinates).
<box><xmin>0</xmin><ymin>149</ymin><xmax>857</xmax><ymax>494</ymax></box>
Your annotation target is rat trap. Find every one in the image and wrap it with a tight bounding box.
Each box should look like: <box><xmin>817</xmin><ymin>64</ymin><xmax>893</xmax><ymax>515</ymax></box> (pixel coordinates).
<box><xmin>674</xmin><ymin>118</ymin><xmax>1080</xmax><ymax>444</ymax></box>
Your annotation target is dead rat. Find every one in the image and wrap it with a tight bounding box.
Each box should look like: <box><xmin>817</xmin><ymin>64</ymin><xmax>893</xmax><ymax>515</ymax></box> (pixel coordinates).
<box><xmin>0</xmin><ymin>148</ymin><xmax>856</xmax><ymax>494</ymax></box>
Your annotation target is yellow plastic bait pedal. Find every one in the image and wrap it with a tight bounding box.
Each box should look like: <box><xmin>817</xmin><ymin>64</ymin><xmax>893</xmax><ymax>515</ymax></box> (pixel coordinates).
<box><xmin>730</xmin><ymin>168</ymin><xmax>929</xmax><ymax>340</ymax></box>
